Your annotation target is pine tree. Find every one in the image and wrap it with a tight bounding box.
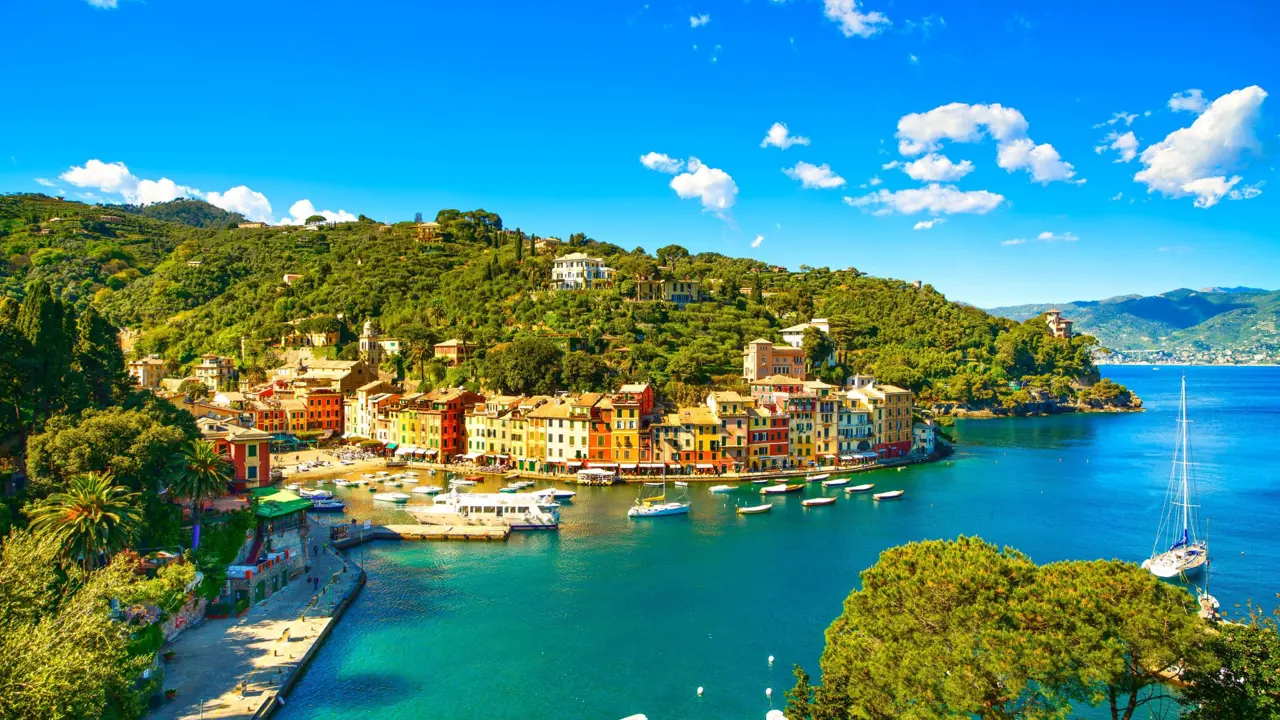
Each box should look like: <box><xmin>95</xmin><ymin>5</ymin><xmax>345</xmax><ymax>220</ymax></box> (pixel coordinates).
<box><xmin>16</xmin><ymin>280</ymin><xmax>73</xmax><ymax>424</ymax></box>
<box><xmin>74</xmin><ymin>305</ymin><xmax>126</xmax><ymax>408</ymax></box>
<box><xmin>515</xmin><ymin>230</ymin><xmax>524</xmax><ymax>262</ymax></box>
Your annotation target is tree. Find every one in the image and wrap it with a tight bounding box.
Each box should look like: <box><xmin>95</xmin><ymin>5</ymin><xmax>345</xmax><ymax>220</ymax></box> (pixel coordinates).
<box><xmin>27</xmin><ymin>472</ymin><xmax>141</xmax><ymax>571</ymax></box>
<box><xmin>177</xmin><ymin>378</ymin><xmax>210</xmax><ymax>400</ymax></box>
<box><xmin>304</xmin><ymin>214</ymin><xmax>327</xmax><ymax>225</ymax></box>
<box><xmin>414</xmin><ymin>211</ymin><xmax>423</xmax><ymax>223</ymax></box>
<box><xmin>789</xmin><ymin>537</ymin><xmax>1210</xmax><ymax>720</ymax></box>
<box><xmin>166</xmin><ymin>440</ymin><xmax>231</xmax><ymax>550</ymax></box>
<box><xmin>481</xmin><ymin>337</ymin><xmax>563</xmax><ymax>394</ymax></box>
<box><xmin>16</xmin><ymin>279</ymin><xmax>73</xmax><ymax>424</ymax></box>
<box><xmin>802</xmin><ymin>326</ymin><xmax>833</xmax><ymax>373</ymax></box>
<box><xmin>750</xmin><ymin>276</ymin><xmax>764</xmax><ymax>305</ymax></box>
<box><xmin>74</xmin><ymin>304</ymin><xmax>127</xmax><ymax>408</ymax></box>
<box><xmin>1181</xmin><ymin>603</ymin><xmax>1280</xmax><ymax>719</ymax></box>
<box><xmin>561</xmin><ymin>351</ymin><xmax>609</xmax><ymax>392</ymax></box>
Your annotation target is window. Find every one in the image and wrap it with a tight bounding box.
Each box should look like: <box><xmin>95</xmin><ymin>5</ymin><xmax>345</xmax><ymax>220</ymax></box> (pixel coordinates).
<box><xmin>248</xmin><ymin>444</ymin><xmax>257</xmax><ymax>457</ymax></box>
<box><xmin>247</xmin><ymin>466</ymin><xmax>258</xmax><ymax>479</ymax></box>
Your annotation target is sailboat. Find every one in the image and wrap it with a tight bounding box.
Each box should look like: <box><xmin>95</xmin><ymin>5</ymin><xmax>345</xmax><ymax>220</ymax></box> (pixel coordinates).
<box><xmin>627</xmin><ymin>480</ymin><xmax>690</xmax><ymax>518</ymax></box>
<box><xmin>1142</xmin><ymin>375</ymin><xmax>1208</xmax><ymax>579</ymax></box>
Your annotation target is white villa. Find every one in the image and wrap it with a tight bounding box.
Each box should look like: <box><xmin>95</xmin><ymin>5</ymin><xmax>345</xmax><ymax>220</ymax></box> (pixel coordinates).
<box><xmin>552</xmin><ymin>252</ymin><xmax>614</xmax><ymax>290</ymax></box>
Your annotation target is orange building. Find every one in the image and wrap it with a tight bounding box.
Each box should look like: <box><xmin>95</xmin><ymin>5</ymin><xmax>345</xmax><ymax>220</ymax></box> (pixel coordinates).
<box><xmin>742</xmin><ymin>338</ymin><xmax>806</xmax><ymax>381</ymax></box>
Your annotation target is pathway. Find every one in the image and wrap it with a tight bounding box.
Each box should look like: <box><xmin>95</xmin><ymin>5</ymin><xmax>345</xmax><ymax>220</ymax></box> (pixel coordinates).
<box><xmin>148</xmin><ymin>520</ymin><xmax>363</xmax><ymax>720</ymax></box>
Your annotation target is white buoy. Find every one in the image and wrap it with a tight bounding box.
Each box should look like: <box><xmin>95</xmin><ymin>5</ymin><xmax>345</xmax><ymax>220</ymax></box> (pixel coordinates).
<box><xmin>766</xmin><ymin>688</ymin><xmax>773</xmax><ymax>698</ymax></box>
<box><xmin>697</xmin><ymin>686</ymin><xmax>704</xmax><ymax>697</ymax></box>
<box><xmin>768</xmin><ymin>654</ymin><xmax>775</xmax><ymax>666</ymax></box>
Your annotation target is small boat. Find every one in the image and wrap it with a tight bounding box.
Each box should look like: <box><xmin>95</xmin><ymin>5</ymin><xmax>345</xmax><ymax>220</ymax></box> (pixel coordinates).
<box><xmin>709</xmin><ymin>484</ymin><xmax>734</xmax><ymax>493</ymax></box>
<box><xmin>1142</xmin><ymin>375</ymin><xmax>1209</xmax><ymax>579</ymax></box>
<box><xmin>404</xmin><ymin>471</ymin><xmax>419</xmax><ymax>478</ymax></box>
<box><xmin>412</xmin><ymin>485</ymin><xmax>443</xmax><ymax>495</ymax></box>
<box><xmin>285</xmin><ymin>482</ymin><xmax>301</xmax><ymax>491</ymax></box>
<box><xmin>752</xmin><ymin>478</ymin><xmax>771</xmax><ymax>485</ymax></box>
<box><xmin>845</xmin><ymin>483</ymin><xmax>875</xmax><ymax>494</ymax></box>
<box><xmin>760</xmin><ymin>483</ymin><xmax>804</xmax><ymax>495</ymax></box>
<box><xmin>821</xmin><ymin>477</ymin><xmax>850</xmax><ymax>488</ymax></box>
<box><xmin>736</xmin><ymin>503</ymin><xmax>773</xmax><ymax>515</ymax></box>
<box><xmin>361</xmin><ymin>473</ymin><xmax>375</xmax><ymax>480</ymax></box>
<box><xmin>333</xmin><ymin>479</ymin><xmax>353</xmax><ymax>487</ymax></box>
<box><xmin>450</xmin><ymin>477</ymin><xmax>478</xmax><ymax>487</ymax></box>
<box><xmin>499</xmin><ymin>486</ymin><xmax>518</xmax><ymax>494</ymax></box>
<box><xmin>309</xmin><ymin>498</ymin><xmax>346</xmax><ymax>513</ymax></box>
<box><xmin>532</xmin><ymin>488</ymin><xmax>577</xmax><ymax>501</ymax></box>
<box><xmin>399</xmin><ymin>476</ymin><xmax>418</xmax><ymax>484</ymax></box>
<box><xmin>806</xmin><ymin>473</ymin><xmax>830</xmax><ymax>482</ymax></box>
<box><xmin>339</xmin><ymin>460</ymin><xmax>355</xmax><ymax>466</ymax></box>
<box><xmin>802</xmin><ymin>497</ymin><xmax>837</xmax><ymax>507</ymax></box>
<box><xmin>873</xmin><ymin>490</ymin><xmax>905</xmax><ymax>501</ymax></box>
<box><xmin>373</xmin><ymin>492</ymin><xmax>410</xmax><ymax>503</ymax></box>
<box><xmin>628</xmin><ymin>480</ymin><xmax>690</xmax><ymax>518</ymax></box>
<box><xmin>674</xmin><ymin>481</ymin><xmax>689</xmax><ymax>487</ymax></box>
<box><xmin>367</xmin><ymin>486</ymin><xmax>377</xmax><ymax>493</ymax></box>
<box><xmin>295</xmin><ymin>466</ymin><xmax>310</xmax><ymax>472</ymax></box>
<box><xmin>298</xmin><ymin>488</ymin><xmax>332</xmax><ymax>499</ymax></box>
<box><xmin>386</xmin><ymin>481</ymin><xmax>403</xmax><ymax>487</ymax></box>
<box><xmin>375</xmin><ymin>471</ymin><xmax>390</xmax><ymax>478</ymax></box>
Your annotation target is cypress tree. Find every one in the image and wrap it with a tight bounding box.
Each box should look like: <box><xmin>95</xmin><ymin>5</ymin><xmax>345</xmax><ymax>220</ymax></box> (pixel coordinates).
<box><xmin>16</xmin><ymin>280</ymin><xmax>72</xmax><ymax>423</ymax></box>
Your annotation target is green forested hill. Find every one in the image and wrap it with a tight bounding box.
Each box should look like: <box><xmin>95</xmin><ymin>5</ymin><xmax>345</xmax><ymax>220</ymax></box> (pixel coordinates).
<box><xmin>109</xmin><ymin>197</ymin><xmax>247</xmax><ymax>228</ymax></box>
<box><xmin>0</xmin><ymin>193</ymin><xmax>1123</xmax><ymax>408</ymax></box>
<box><xmin>988</xmin><ymin>288</ymin><xmax>1280</xmax><ymax>355</ymax></box>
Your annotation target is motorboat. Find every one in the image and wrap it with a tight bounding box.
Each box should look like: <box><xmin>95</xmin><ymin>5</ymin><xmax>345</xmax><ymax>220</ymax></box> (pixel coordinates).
<box><xmin>309</xmin><ymin>498</ymin><xmax>347</xmax><ymax>513</ymax></box>
<box><xmin>577</xmin><ymin>468</ymin><xmax>619</xmax><ymax>485</ymax></box>
<box><xmin>298</xmin><ymin>488</ymin><xmax>332</xmax><ymax>499</ymax></box>
<box><xmin>802</xmin><ymin>497</ymin><xmax>837</xmax><ymax>507</ymax></box>
<box><xmin>333</xmin><ymin>479</ymin><xmax>353</xmax><ymax>487</ymax></box>
<box><xmin>375</xmin><ymin>471</ymin><xmax>390</xmax><ymax>478</ymax></box>
<box><xmin>736</xmin><ymin>503</ymin><xmax>773</xmax><ymax>515</ymax></box>
<box><xmin>751</xmin><ymin>478</ymin><xmax>771</xmax><ymax>485</ymax></box>
<box><xmin>285</xmin><ymin>482</ymin><xmax>301</xmax><ymax>491</ymax></box>
<box><xmin>845</xmin><ymin>483</ymin><xmax>875</xmax><ymax>494</ymax></box>
<box><xmin>361</xmin><ymin>473</ymin><xmax>375</xmax><ymax>480</ymax></box>
<box><xmin>404</xmin><ymin>471</ymin><xmax>419</xmax><ymax>478</ymax></box>
<box><xmin>821</xmin><ymin>477</ymin><xmax>850</xmax><ymax>488</ymax></box>
<box><xmin>531</xmin><ymin>488</ymin><xmax>576</xmax><ymax>501</ymax></box>
<box><xmin>450</xmin><ymin>477</ymin><xmax>478</xmax><ymax>487</ymax></box>
<box><xmin>674</xmin><ymin>481</ymin><xmax>689</xmax><ymax>487</ymax></box>
<box><xmin>499</xmin><ymin>486</ymin><xmax>519</xmax><ymax>494</ymax></box>
<box><xmin>373</xmin><ymin>492</ymin><xmax>411</xmax><ymax>503</ymax></box>
<box><xmin>628</xmin><ymin>481</ymin><xmax>690</xmax><ymax>518</ymax></box>
<box><xmin>873</xmin><ymin>490</ymin><xmax>905</xmax><ymax>501</ymax></box>
<box><xmin>1142</xmin><ymin>375</ymin><xmax>1209</xmax><ymax>578</ymax></box>
<box><xmin>408</xmin><ymin>491</ymin><xmax>560</xmax><ymax>530</ymax></box>
<box><xmin>805</xmin><ymin>473</ymin><xmax>830</xmax><ymax>482</ymax></box>
<box><xmin>709</xmin><ymin>484</ymin><xmax>734</xmax><ymax>493</ymax></box>
<box><xmin>412</xmin><ymin>485</ymin><xmax>444</xmax><ymax>495</ymax></box>
<box><xmin>760</xmin><ymin>483</ymin><xmax>804</xmax><ymax>495</ymax></box>
<box><xmin>399</xmin><ymin>475</ymin><xmax>418</xmax><ymax>484</ymax></box>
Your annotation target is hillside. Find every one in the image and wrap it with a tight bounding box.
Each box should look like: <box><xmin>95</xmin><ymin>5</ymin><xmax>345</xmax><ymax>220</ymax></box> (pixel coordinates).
<box><xmin>988</xmin><ymin>288</ymin><xmax>1280</xmax><ymax>360</ymax></box>
<box><xmin>108</xmin><ymin>197</ymin><xmax>247</xmax><ymax>228</ymax></box>
<box><xmin>0</xmin><ymin>193</ymin><xmax>1128</xmax><ymax>409</ymax></box>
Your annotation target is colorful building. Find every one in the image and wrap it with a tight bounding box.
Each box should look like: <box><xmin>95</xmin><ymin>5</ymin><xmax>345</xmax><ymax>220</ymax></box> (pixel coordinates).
<box><xmin>197</xmin><ymin>419</ymin><xmax>272</xmax><ymax>492</ymax></box>
<box><xmin>742</xmin><ymin>338</ymin><xmax>806</xmax><ymax>381</ymax></box>
<box><xmin>128</xmin><ymin>355</ymin><xmax>166</xmax><ymax>389</ymax></box>
<box><xmin>847</xmin><ymin>383</ymin><xmax>915</xmax><ymax>458</ymax></box>
<box><xmin>746</xmin><ymin>405</ymin><xmax>790</xmax><ymax>471</ymax></box>
<box><xmin>785</xmin><ymin>394</ymin><xmax>816</xmax><ymax>467</ymax></box>
<box><xmin>707</xmin><ymin>390</ymin><xmax>753</xmax><ymax>469</ymax></box>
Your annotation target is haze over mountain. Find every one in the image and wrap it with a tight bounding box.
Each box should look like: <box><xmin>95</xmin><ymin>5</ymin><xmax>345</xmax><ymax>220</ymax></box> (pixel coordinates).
<box><xmin>987</xmin><ymin>287</ymin><xmax>1280</xmax><ymax>355</ymax></box>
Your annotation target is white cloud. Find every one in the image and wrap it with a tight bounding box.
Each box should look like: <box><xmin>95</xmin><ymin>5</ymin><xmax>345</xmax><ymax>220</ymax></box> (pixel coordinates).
<box><xmin>34</xmin><ymin>178</ymin><xmax>57</xmax><ymax>187</ymax></box>
<box><xmin>760</xmin><ymin>122</ymin><xmax>810</xmax><ymax>150</ymax></box>
<box><xmin>206</xmin><ymin>186</ymin><xmax>273</xmax><ymax>223</ymax></box>
<box><xmin>867</xmin><ymin>176</ymin><xmax>882</xmax><ymax>186</ymax></box>
<box><xmin>669</xmin><ymin>157</ymin><xmax>739</xmax><ymax>217</ymax></box>
<box><xmin>895</xmin><ymin>102</ymin><xmax>1079</xmax><ymax>184</ymax></box>
<box><xmin>913</xmin><ymin>218</ymin><xmax>944</xmax><ymax>230</ymax></box>
<box><xmin>1135</xmin><ymin>85</ymin><xmax>1267</xmax><ymax>208</ymax></box>
<box><xmin>822</xmin><ymin>0</ymin><xmax>890</xmax><ymax>38</ymax></box>
<box><xmin>1168</xmin><ymin>89</ymin><xmax>1208</xmax><ymax>114</ymax></box>
<box><xmin>1110</xmin><ymin>192</ymin><xmax>1124</xmax><ymax>201</ymax></box>
<box><xmin>995</xmin><ymin>138</ymin><xmax>1081</xmax><ymax>184</ymax></box>
<box><xmin>1095</xmin><ymin>130</ymin><xmax>1139</xmax><ymax>163</ymax></box>
<box><xmin>751</xmin><ymin>234</ymin><xmax>764</xmax><ymax>248</ymax></box>
<box><xmin>640</xmin><ymin>152</ymin><xmax>685</xmax><ymax>173</ymax></box>
<box><xmin>1036</xmin><ymin>231</ymin><xmax>1078</xmax><ymax>242</ymax></box>
<box><xmin>908</xmin><ymin>54</ymin><xmax>919</xmax><ymax>64</ymax></box>
<box><xmin>135</xmin><ymin>177</ymin><xmax>201</xmax><ymax>205</ymax></box>
<box><xmin>1228</xmin><ymin>181</ymin><xmax>1264</xmax><ymax>201</ymax></box>
<box><xmin>844</xmin><ymin>183</ymin><xmax>1005</xmax><ymax>215</ymax></box>
<box><xmin>783</xmin><ymin>161</ymin><xmax>846</xmax><ymax>189</ymax></box>
<box><xmin>280</xmin><ymin>199</ymin><xmax>357</xmax><ymax>225</ymax></box>
<box><xmin>1093</xmin><ymin>112</ymin><xmax>1138</xmax><ymax>129</ymax></box>
<box><xmin>690</xmin><ymin>13</ymin><xmax>710</xmax><ymax>27</ymax></box>
<box><xmin>1001</xmin><ymin>238</ymin><xmax>1026</xmax><ymax>246</ymax></box>
<box><xmin>86</xmin><ymin>0</ymin><xmax>118</xmax><ymax>7</ymax></box>
<box><xmin>61</xmin><ymin>159</ymin><xmax>139</xmax><ymax>198</ymax></box>
<box><xmin>899</xmin><ymin>153</ymin><xmax>974</xmax><ymax>181</ymax></box>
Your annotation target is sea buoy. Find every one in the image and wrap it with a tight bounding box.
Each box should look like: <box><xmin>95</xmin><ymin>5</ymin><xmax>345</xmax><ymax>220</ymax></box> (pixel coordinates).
<box><xmin>697</xmin><ymin>687</ymin><xmax>704</xmax><ymax>697</ymax></box>
<box><xmin>768</xmin><ymin>655</ymin><xmax>775</xmax><ymax>666</ymax></box>
<box><xmin>766</xmin><ymin>688</ymin><xmax>773</xmax><ymax>698</ymax></box>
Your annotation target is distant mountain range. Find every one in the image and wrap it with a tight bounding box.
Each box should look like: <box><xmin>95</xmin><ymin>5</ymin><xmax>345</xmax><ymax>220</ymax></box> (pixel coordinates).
<box><xmin>987</xmin><ymin>287</ymin><xmax>1280</xmax><ymax>355</ymax></box>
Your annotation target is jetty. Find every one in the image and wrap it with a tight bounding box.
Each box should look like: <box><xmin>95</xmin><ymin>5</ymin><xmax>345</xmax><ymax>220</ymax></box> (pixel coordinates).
<box><xmin>333</xmin><ymin>524</ymin><xmax>509</xmax><ymax>547</ymax></box>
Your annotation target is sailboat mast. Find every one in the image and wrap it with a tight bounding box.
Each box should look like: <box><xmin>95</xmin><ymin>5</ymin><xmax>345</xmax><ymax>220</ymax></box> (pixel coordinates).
<box><xmin>1179</xmin><ymin>375</ymin><xmax>1190</xmax><ymax>536</ymax></box>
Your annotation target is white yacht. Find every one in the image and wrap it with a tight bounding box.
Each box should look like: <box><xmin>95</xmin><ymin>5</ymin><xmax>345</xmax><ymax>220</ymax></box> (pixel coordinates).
<box><xmin>373</xmin><ymin>492</ymin><xmax>410</xmax><ymax>503</ymax></box>
<box><xmin>1142</xmin><ymin>376</ymin><xmax>1209</xmax><ymax>579</ymax></box>
<box><xmin>407</xmin><ymin>491</ymin><xmax>560</xmax><ymax>530</ymax></box>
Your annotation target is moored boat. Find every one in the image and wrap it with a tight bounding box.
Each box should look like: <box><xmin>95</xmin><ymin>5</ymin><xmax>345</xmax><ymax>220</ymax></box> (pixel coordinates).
<box><xmin>873</xmin><ymin>490</ymin><xmax>904</xmax><ymax>501</ymax></box>
<box><xmin>450</xmin><ymin>477</ymin><xmax>479</xmax><ymax>487</ymax></box>
<box><xmin>821</xmin><ymin>477</ymin><xmax>850</xmax><ymax>488</ymax></box>
<box><xmin>412</xmin><ymin>485</ymin><xmax>443</xmax><ymax>495</ymax></box>
<box><xmin>628</xmin><ymin>480</ymin><xmax>690</xmax><ymax>518</ymax></box>
<box><xmin>709</xmin><ymin>484</ymin><xmax>734</xmax><ymax>493</ymax></box>
<box><xmin>285</xmin><ymin>482</ymin><xmax>301</xmax><ymax>491</ymax></box>
<box><xmin>736</xmin><ymin>503</ymin><xmax>773</xmax><ymax>515</ymax></box>
<box><xmin>309</xmin><ymin>498</ymin><xmax>346</xmax><ymax>513</ymax></box>
<box><xmin>845</xmin><ymin>483</ymin><xmax>875</xmax><ymax>494</ymax></box>
<box><xmin>760</xmin><ymin>483</ymin><xmax>804</xmax><ymax>495</ymax></box>
<box><xmin>373</xmin><ymin>492</ymin><xmax>411</xmax><ymax>503</ymax></box>
<box><xmin>751</xmin><ymin>478</ymin><xmax>771</xmax><ymax>485</ymax></box>
<box><xmin>408</xmin><ymin>491</ymin><xmax>560</xmax><ymax>530</ymax></box>
<box><xmin>333</xmin><ymin>480</ymin><xmax>353</xmax><ymax>487</ymax></box>
<box><xmin>805</xmin><ymin>473</ymin><xmax>830</xmax><ymax>482</ymax></box>
<box><xmin>531</xmin><ymin>487</ymin><xmax>576</xmax><ymax>501</ymax></box>
<box><xmin>1142</xmin><ymin>376</ymin><xmax>1209</xmax><ymax>579</ymax></box>
<box><xmin>298</xmin><ymin>488</ymin><xmax>332</xmax><ymax>499</ymax></box>
<box><xmin>802</xmin><ymin>497</ymin><xmax>837</xmax><ymax>507</ymax></box>
<box><xmin>499</xmin><ymin>486</ymin><xmax>518</xmax><ymax>494</ymax></box>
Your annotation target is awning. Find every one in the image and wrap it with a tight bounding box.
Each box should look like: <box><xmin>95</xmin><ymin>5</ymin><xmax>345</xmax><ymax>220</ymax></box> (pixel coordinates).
<box><xmin>341</xmin><ymin>432</ymin><xmax>354</xmax><ymax>439</ymax></box>
<box><xmin>667</xmin><ymin>463</ymin><xmax>682</xmax><ymax>469</ymax></box>
<box><xmin>641</xmin><ymin>462</ymin><xmax>665</xmax><ymax>469</ymax></box>
<box><xmin>591</xmin><ymin>462</ymin><xmax>618</xmax><ymax>467</ymax></box>
<box><xmin>566</xmin><ymin>460</ymin><xmax>583</xmax><ymax>467</ymax></box>
<box><xmin>385</xmin><ymin>442</ymin><xmax>398</xmax><ymax>450</ymax></box>
<box><xmin>839</xmin><ymin>455</ymin><xmax>854</xmax><ymax>461</ymax></box>
<box><xmin>822</xmin><ymin>453</ymin><xmax>836</xmax><ymax>458</ymax></box>
<box><xmin>619</xmin><ymin>463</ymin><xmax>638</xmax><ymax>469</ymax></box>
<box><xmin>394</xmin><ymin>446</ymin><xmax>415</xmax><ymax>456</ymax></box>
<box><xmin>695</xmin><ymin>463</ymin><xmax>714</xmax><ymax>469</ymax></box>
<box><xmin>462</xmin><ymin>452</ymin><xmax>483</xmax><ymax>460</ymax></box>
<box><xmin>424</xmin><ymin>448</ymin><xmax>438</xmax><ymax>455</ymax></box>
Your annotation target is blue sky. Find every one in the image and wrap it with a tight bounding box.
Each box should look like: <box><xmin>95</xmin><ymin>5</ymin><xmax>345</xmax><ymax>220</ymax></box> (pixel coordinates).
<box><xmin>1</xmin><ymin>0</ymin><xmax>1277</xmax><ymax>307</ymax></box>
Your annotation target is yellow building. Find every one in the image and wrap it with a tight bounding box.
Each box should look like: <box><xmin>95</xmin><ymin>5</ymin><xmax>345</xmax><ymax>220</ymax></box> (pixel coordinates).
<box><xmin>846</xmin><ymin>383</ymin><xmax>915</xmax><ymax>459</ymax></box>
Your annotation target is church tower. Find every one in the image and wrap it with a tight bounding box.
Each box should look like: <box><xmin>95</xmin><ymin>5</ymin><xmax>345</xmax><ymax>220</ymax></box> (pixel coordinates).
<box><xmin>359</xmin><ymin>319</ymin><xmax>382</xmax><ymax>367</ymax></box>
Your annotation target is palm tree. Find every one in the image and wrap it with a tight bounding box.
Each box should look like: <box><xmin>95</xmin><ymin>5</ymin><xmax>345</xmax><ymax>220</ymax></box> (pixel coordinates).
<box><xmin>167</xmin><ymin>440</ymin><xmax>231</xmax><ymax>550</ymax></box>
<box><xmin>28</xmin><ymin>471</ymin><xmax>140</xmax><ymax>571</ymax></box>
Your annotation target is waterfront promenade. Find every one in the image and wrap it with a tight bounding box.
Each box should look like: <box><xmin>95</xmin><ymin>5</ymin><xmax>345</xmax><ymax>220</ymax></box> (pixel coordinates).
<box><xmin>149</xmin><ymin>520</ymin><xmax>364</xmax><ymax>720</ymax></box>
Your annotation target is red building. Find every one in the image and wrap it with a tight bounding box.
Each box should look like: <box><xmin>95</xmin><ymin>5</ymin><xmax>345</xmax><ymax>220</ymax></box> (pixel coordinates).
<box><xmin>248</xmin><ymin>400</ymin><xmax>287</xmax><ymax>433</ymax></box>
<box><xmin>197</xmin><ymin>419</ymin><xmax>273</xmax><ymax>492</ymax></box>
<box><xmin>422</xmin><ymin>388</ymin><xmax>484</xmax><ymax>458</ymax></box>
<box><xmin>302</xmin><ymin>388</ymin><xmax>344</xmax><ymax>432</ymax></box>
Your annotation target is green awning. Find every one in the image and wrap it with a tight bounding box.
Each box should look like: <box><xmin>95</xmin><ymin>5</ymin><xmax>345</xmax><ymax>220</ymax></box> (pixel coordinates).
<box><xmin>248</xmin><ymin>486</ymin><xmax>281</xmax><ymax>499</ymax></box>
<box><xmin>254</xmin><ymin>489</ymin><xmax>312</xmax><ymax>518</ymax></box>
<box><xmin>386</xmin><ymin>442</ymin><xmax>398</xmax><ymax>450</ymax></box>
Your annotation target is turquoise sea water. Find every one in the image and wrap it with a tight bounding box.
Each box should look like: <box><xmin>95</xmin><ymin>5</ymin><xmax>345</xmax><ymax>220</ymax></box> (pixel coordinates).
<box><xmin>280</xmin><ymin>366</ymin><xmax>1280</xmax><ymax>720</ymax></box>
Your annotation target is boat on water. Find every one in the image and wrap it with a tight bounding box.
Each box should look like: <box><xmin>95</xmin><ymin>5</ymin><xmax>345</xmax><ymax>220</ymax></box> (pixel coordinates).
<box><xmin>399</xmin><ymin>476</ymin><xmax>418</xmax><ymax>484</ymax></box>
<box><xmin>309</xmin><ymin>498</ymin><xmax>347</xmax><ymax>513</ymax></box>
<box><xmin>499</xmin><ymin>486</ymin><xmax>519</xmax><ymax>494</ymax></box>
<box><xmin>450</xmin><ymin>477</ymin><xmax>479</xmax><ymax>487</ymax></box>
<box><xmin>821</xmin><ymin>477</ymin><xmax>850</xmax><ymax>488</ymax></box>
<box><xmin>404</xmin><ymin>471</ymin><xmax>419</xmax><ymax>478</ymax></box>
<box><xmin>367</xmin><ymin>486</ymin><xmax>377</xmax><ymax>493</ymax></box>
<box><xmin>333</xmin><ymin>479</ymin><xmax>354</xmax><ymax>487</ymax></box>
<box><xmin>373</xmin><ymin>492</ymin><xmax>411</xmax><ymax>503</ymax></box>
<box><xmin>806</xmin><ymin>473</ymin><xmax>830</xmax><ymax>482</ymax></box>
<box><xmin>412</xmin><ymin>485</ymin><xmax>443</xmax><ymax>495</ymax></box>
<box><xmin>298</xmin><ymin>488</ymin><xmax>332</xmax><ymax>499</ymax></box>
<box><xmin>285</xmin><ymin>482</ymin><xmax>301</xmax><ymax>491</ymax></box>
<box><xmin>736</xmin><ymin>503</ymin><xmax>773</xmax><ymax>515</ymax></box>
<box><xmin>873</xmin><ymin>490</ymin><xmax>904</xmax><ymax>501</ymax></box>
<box><xmin>361</xmin><ymin>473</ymin><xmax>375</xmax><ymax>480</ymax></box>
<box><xmin>802</xmin><ymin>497</ymin><xmax>837</xmax><ymax>507</ymax></box>
<box><xmin>375</xmin><ymin>471</ymin><xmax>390</xmax><ymax>478</ymax></box>
<box><xmin>408</xmin><ymin>491</ymin><xmax>560</xmax><ymax>530</ymax></box>
<box><xmin>531</xmin><ymin>487</ymin><xmax>576</xmax><ymax>501</ymax></box>
<box><xmin>751</xmin><ymin>478</ymin><xmax>771</xmax><ymax>485</ymax></box>
<box><xmin>709</xmin><ymin>484</ymin><xmax>734</xmax><ymax>493</ymax></box>
<box><xmin>577</xmin><ymin>468</ymin><xmax>619</xmax><ymax>486</ymax></box>
<box><xmin>760</xmin><ymin>483</ymin><xmax>804</xmax><ymax>495</ymax></box>
<box><xmin>674</xmin><ymin>481</ymin><xmax>689</xmax><ymax>487</ymax></box>
<box><xmin>628</xmin><ymin>480</ymin><xmax>690</xmax><ymax>518</ymax></box>
<box><xmin>845</xmin><ymin>483</ymin><xmax>875</xmax><ymax>494</ymax></box>
<box><xmin>1142</xmin><ymin>376</ymin><xmax>1209</xmax><ymax>579</ymax></box>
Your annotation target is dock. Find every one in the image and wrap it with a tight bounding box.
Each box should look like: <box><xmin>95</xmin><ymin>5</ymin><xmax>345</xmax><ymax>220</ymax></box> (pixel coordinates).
<box><xmin>333</xmin><ymin>523</ymin><xmax>509</xmax><ymax>548</ymax></box>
